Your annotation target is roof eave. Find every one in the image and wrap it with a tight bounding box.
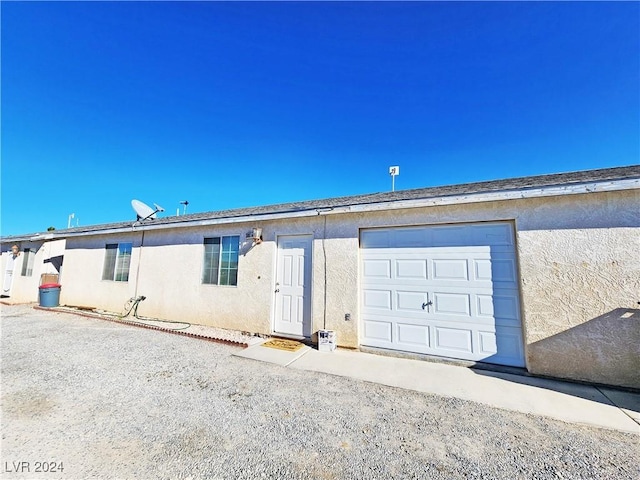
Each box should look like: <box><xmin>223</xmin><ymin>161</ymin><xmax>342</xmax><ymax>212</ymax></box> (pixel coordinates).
<box><xmin>46</xmin><ymin>177</ymin><xmax>638</xmax><ymax>240</ymax></box>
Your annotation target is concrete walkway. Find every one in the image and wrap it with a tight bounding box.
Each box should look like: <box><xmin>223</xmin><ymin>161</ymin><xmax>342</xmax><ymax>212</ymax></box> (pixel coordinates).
<box><xmin>234</xmin><ymin>341</ymin><xmax>640</xmax><ymax>434</ymax></box>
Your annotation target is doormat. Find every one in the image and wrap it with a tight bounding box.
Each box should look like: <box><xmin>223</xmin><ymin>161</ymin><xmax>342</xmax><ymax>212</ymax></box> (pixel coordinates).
<box><xmin>261</xmin><ymin>339</ymin><xmax>304</xmax><ymax>352</ymax></box>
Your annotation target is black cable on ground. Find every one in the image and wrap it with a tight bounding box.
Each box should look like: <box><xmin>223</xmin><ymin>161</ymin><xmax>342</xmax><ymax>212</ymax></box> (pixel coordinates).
<box><xmin>120</xmin><ymin>296</ymin><xmax>191</xmax><ymax>330</ymax></box>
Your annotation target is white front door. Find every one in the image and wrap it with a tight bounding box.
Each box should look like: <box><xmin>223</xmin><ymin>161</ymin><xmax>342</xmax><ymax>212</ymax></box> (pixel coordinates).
<box><xmin>274</xmin><ymin>235</ymin><xmax>312</xmax><ymax>337</ymax></box>
<box><xmin>2</xmin><ymin>254</ymin><xmax>17</xmax><ymax>296</ymax></box>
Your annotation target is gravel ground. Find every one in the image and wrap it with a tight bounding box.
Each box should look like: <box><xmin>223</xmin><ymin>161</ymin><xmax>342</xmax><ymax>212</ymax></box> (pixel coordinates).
<box><xmin>1</xmin><ymin>304</ymin><xmax>638</xmax><ymax>480</ymax></box>
<box><xmin>52</xmin><ymin>306</ymin><xmax>256</xmax><ymax>345</ymax></box>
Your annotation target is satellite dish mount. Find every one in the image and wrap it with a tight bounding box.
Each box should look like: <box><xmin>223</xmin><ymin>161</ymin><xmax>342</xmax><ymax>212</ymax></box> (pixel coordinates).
<box><xmin>131</xmin><ymin>199</ymin><xmax>165</xmax><ymax>223</ymax></box>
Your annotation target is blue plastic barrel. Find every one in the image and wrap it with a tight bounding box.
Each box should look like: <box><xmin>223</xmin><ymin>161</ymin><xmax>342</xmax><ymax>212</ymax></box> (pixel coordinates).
<box><xmin>39</xmin><ymin>283</ymin><xmax>61</xmax><ymax>308</ymax></box>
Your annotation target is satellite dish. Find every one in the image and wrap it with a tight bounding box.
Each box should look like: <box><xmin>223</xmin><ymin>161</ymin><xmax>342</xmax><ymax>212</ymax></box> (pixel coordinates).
<box><xmin>131</xmin><ymin>199</ymin><xmax>164</xmax><ymax>222</ymax></box>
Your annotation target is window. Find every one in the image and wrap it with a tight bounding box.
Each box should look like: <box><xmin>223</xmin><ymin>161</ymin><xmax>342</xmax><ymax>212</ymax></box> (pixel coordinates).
<box><xmin>21</xmin><ymin>248</ymin><xmax>35</xmax><ymax>277</ymax></box>
<box><xmin>202</xmin><ymin>236</ymin><xmax>239</xmax><ymax>286</ymax></box>
<box><xmin>102</xmin><ymin>243</ymin><xmax>133</xmax><ymax>282</ymax></box>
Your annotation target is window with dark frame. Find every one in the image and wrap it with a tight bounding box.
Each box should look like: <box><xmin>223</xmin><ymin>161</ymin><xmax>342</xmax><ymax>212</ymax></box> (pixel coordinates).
<box><xmin>202</xmin><ymin>236</ymin><xmax>239</xmax><ymax>286</ymax></box>
<box><xmin>102</xmin><ymin>243</ymin><xmax>133</xmax><ymax>282</ymax></box>
<box><xmin>21</xmin><ymin>248</ymin><xmax>34</xmax><ymax>277</ymax></box>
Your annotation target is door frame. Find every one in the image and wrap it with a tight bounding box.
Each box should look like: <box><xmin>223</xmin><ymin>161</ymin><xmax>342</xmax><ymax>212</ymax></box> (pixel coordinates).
<box><xmin>272</xmin><ymin>233</ymin><xmax>314</xmax><ymax>338</ymax></box>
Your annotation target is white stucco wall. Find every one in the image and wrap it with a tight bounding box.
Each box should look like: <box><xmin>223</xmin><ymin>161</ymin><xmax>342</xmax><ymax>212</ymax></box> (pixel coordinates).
<box><xmin>61</xmin><ymin>233</ymin><xmax>142</xmax><ymax>313</ymax></box>
<box><xmin>0</xmin><ymin>239</ymin><xmax>66</xmax><ymax>304</ymax></box>
<box><xmin>55</xmin><ymin>188</ymin><xmax>639</xmax><ymax>387</ymax></box>
<box><xmin>517</xmin><ymin>227</ymin><xmax>639</xmax><ymax>387</ymax></box>
<box><xmin>59</xmin><ymin>218</ymin><xmax>362</xmax><ymax>344</ymax></box>
<box><xmin>133</xmin><ymin>224</ymin><xmax>274</xmax><ymax>333</ymax></box>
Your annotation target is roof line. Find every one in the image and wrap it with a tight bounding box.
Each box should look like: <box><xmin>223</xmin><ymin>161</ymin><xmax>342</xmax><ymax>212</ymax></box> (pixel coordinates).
<box><xmin>24</xmin><ymin>176</ymin><xmax>639</xmax><ymax>240</ymax></box>
<box><xmin>2</xmin><ymin>165</ymin><xmax>639</xmax><ymax>242</ymax></box>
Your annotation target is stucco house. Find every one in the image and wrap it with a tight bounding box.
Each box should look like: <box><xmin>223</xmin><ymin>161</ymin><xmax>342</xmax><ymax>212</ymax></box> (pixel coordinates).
<box><xmin>2</xmin><ymin>166</ymin><xmax>639</xmax><ymax>389</ymax></box>
<box><xmin>1</xmin><ymin>237</ymin><xmax>65</xmax><ymax>301</ymax></box>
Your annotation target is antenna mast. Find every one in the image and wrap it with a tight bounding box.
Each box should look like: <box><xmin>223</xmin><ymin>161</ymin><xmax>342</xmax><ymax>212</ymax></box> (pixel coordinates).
<box><xmin>389</xmin><ymin>166</ymin><xmax>400</xmax><ymax>192</ymax></box>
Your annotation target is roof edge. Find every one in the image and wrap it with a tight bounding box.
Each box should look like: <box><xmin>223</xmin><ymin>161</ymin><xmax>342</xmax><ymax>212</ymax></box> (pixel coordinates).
<box><xmin>2</xmin><ymin>166</ymin><xmax>638</xmax><ymax>243</ymax></box>
<box><xmin>3</xmin><ymin>175</ymin><xmax>632</xmax><ymax>242</ymax></box>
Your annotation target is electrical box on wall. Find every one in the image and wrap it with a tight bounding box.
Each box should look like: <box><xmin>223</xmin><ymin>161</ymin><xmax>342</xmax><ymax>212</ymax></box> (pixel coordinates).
<box><xmin>345</xmin><ymin>313</ymin><xmax>351</xmax><ymax>321</ymax></box>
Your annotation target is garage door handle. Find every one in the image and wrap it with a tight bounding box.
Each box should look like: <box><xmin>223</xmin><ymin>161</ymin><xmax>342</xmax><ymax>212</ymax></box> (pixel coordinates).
<box><xmin>422</xmin><ymin>301</ymin><xmax>433</xmax><ymax>310</ymax></box>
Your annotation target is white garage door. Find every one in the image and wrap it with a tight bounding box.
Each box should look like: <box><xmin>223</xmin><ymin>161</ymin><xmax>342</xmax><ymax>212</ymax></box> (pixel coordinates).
<box><xmin>360</xmin><ymin>222</ymin><xmax>525</xmax><ymax>367</ymax></box>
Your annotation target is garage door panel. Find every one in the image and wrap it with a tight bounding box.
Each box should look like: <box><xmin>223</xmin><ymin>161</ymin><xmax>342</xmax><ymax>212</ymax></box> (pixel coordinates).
<box><xmin>476</xmin><ymin>292</ymin><xmax>520</xmax><ymax>321</ymax></box>
<box><xmin>394</xmin><ymin>228</ymin><xmax>430</xmax><ymax>247</ymax></box>
<box><xmin>363</xmin><ymin>319</ymin><xmax>393</xmax><ymax>342</ymax></box>
<box><xmin>363</xmin><ymin>259</ymin><xmax>392</xmax><ymax>279</ymax></box>
<box><xmin>361</xmin><ymin>222</ymin><xmax>524</xmax><ymax>367</ymax></box>
<box><xmin>396</xmin><ymin>259</ymin><xmax>428</xmax><ymax>279</ymax></box>
<box><xmin>434</xmin><ymin>327</ymin><xmax>473</xmax><ymax>353</ymax></box>
<box><xmin>397</xmin><ymin>323</ymin><xmax>430</xmax><ymax>348</ymax></box>
<box><xmin>473</xmin><ymin>261</ymin><xmax>517</xmax><ymax>284</ymax></box>
<box><xmin>494</xmin><ymin>327</ymin><xmax>524</xmax><ymax>362</ymax></box>
<box><xmin>476</xmin><ymin>294</ymin><xmax>494</xmax><ymax>317</ymax></box>
<box><xmin>432</xmin><ymin>259</ymin><xmax>469</xmax><ymax>281</ymax></box>
<box><xmin>478</xmin><ymin>331</ymin><xmax>498</xmax><ymax>355</ymax></box>
<box><xmin>361</xmin><ymin>230</ymin><xmax>392</xmax><ymax>248</ymax></box>
<box><xmin>397</xmin><ymin>291</ymin><xmax>429</xmax><ymax>312</ymax></box>
<box><xmin>429</xmin><ymin>223</ymin><xmax>514</xmax><ymax>247</ymax></box>
<box><xmin>488</xmin><ymin>259</ymin><xmax>517</xmax><ymax>284</ymax></box>
<box><xmin>478</xmin><ymin>327</ymin><xmax>524</xmax><ymax>366</ymax></box>
<box><xmin>493</xmin><ymin>294</ymin><xmax>520</xmax><ymax>321</ymax></box>
<box><xmin>473</xmin><ymin>259</ymin><xmax>493</xmax><ymax>282</ymax></box>
<box><xmin>431</xmin><ymin>226</ymin><xmax>470</xmax><ymax>246</ymax></box>
<box><xmin>432</xmin><ymin>292</ymin><xmax>471</xmax><ymax>316</ymax></box>
<box><xmin>472</xmin><ymin>223</ymin><xmax>514</xmax><ymax>246</ymax></box>
<box><xmin>363</xmin><ymin>289</ymin><xmax>392</xmax><ymax>310</ymax></box>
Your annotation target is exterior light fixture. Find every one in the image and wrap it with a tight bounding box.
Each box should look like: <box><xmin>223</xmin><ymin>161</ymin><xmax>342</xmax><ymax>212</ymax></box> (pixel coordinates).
<box><xmin>247</xmin><ymin>227</ymin><xmax>263</xmax><ymax>244</ymax></box>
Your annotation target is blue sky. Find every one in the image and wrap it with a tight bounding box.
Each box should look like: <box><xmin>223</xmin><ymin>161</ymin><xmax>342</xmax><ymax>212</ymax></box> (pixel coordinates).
<box><xmin>2</xmin><ymin>1</ymin><xmax>638</xmax><ymax>235</ymax></box>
